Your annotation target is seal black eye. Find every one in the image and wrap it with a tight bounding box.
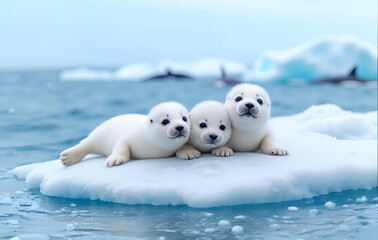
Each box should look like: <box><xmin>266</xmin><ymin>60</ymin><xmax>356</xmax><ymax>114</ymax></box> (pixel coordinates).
<box><xmin>162</xmin><ymin>119</ymin><xmax>170</xmax><ymax>125</ymax></box>
<box><xmin>199</xmin><ymin>123</ymin><xmax>207</xmax><ymax>128</ymax></box>
<box><xmin>150</xmin><ymin>119</ymin><xmax>153</xmax><ymax>123</ymax></box>
<box><xmin>182</xmin><ymin>116</ymin><xmax>187</xmax><ymax>122</ymax></box>
<box><xmin>257</xmin><ymin>99</ymin><xmax>263</xmax><ymax>105</ymax></box>
<box><xmin>219</xmin><ymin>125</ymin><xmax>226</xmax><ymax>131</ymax></box>
<box><xmin>235</xmin><ymin>96</ymin><xmax>243</xmax><ymax>102</ymax></box>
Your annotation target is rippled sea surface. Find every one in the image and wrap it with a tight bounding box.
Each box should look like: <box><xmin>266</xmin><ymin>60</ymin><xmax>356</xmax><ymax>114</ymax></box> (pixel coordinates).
<box><xmin>1</xmin><ymin>70</ymin><xmax>377</xmax><ymax>239</ymax></box>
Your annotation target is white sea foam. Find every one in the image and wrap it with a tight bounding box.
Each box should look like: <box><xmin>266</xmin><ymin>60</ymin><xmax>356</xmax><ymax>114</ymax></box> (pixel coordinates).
<box><xmin>12</xmin><ymin>105</ymin><xmax>377</xmax><ymax>208</ymax></box>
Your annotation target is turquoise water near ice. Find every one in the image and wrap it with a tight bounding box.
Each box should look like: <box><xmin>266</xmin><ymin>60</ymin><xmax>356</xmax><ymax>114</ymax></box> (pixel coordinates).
<box><xmin>0</xmin><ymin>70</ymin><xmax>377</xmax><ymax>239</ymax></box>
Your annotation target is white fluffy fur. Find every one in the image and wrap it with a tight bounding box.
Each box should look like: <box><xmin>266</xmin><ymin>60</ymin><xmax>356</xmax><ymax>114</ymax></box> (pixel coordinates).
<box><xmin>225</xmin><ymin>84</ymin><xmax>288</xmax><ymax>156</ymax></box>
<box><xmin>176</xmin><ymin>101</ymin><xmax>233</xmax><ymax>160</ymax></box>
<box><xmin>60</xmin><ymin>102</ymin><xmax>190</xmax><ymax>167</ymax></box>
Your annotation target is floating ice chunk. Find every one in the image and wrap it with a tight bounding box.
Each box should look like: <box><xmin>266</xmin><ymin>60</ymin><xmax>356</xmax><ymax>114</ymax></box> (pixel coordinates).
<box><xmin>218</xmin><ymin>220</ymin><xmax>231</xmax><ymax>227</ymax></box>
<box><xmin>372</xmin><ymin>197</ymin><xmax>378</xmax><ymax>201</ymax></box>
<box><xmin>0</xmin><ymin>197</ymin><xmax>12</xmax><ymax>205</ymax></box>
<box><xmin>204</xmin><ymin>228</ymin><xmax>216</xmax><ymax>233</ymax></box>
<box><xmin>46</xmin><ymin>82</ymin><xmax>53</xmax><ymax>88</ymax></box>
<box><xmin>60</xmin><ymin>207</ymin><xmax>70</xmax><ymax>212</ymax></box>
<box><xmin>309</xmin><ymin>209</ymin><xmax>320</xmax><ymax>216</ymax></box>
<box><xmin>231</xmin><ymin>225</ymin><xmax>244</xmax><ymax>235</ymax></box>
<box><xmin>324</xmin><ymin>201</ymin><xmax>336</xmax><ymax>209</ymax></box>
<box><xmin>11</xmin><ymin>105</ymin><xmax>377</xmax><ymax>208</ymax></box>
<box><xmin>202</xmin><ymin>212</ymin><xmax>214</xmax><ymax>217</ymax></box>
<box><xmin>234</xmin><ymin>215</ymin><xmax>247</xmax><ymax>219</ymax></box>
<box><xmin>10</xmin><ymin>234</ymin><xmax>50</xmax><ymax>240</ymax></box>
<box><xmin>66</xmin><ymin>223</ymin><xmax>76</xmax><ymax>232</ymax></box>
<box><xmin>1</xmin><ymin>219</ymin><xmax>19</xmax><ymax>225</ymax></box>
<box><xmin>356</xmin><ymin>196</ymin><xmax>368</xmax><ymax>202</ymax></box>
<box><xmin>70</xmin><ymin>203</ymin><xmax>76</xmax><ymax>207</ymax></box>
<box><xmin>158</xmin><ymin>237</ymin><xmax>165</xmax><ymax>240</ymax></box>
<box><xmin>288</xmin><ymin>206</ymin><xmax>299</xmax><ymax>211</ymax></box>
<box><xmin>269</xmin><ymin>223</ymin><xmax>279</xmax><ymax>229</ymax></box>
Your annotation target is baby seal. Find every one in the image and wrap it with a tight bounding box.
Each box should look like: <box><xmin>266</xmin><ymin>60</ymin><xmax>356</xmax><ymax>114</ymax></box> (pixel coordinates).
<box><xmin>60</xmin><ymin>102</ymin><xmax>190</xmax><ymax>167</ymax></box>
<box><xmin>176</xmin><ymin>100</ymin><xmax>233</xmax><ymax>160</ymax></box>
<box><xmin>225</xmin><ymin>84</ymin><xmax>288</xmax><ymax>155</ymax></box>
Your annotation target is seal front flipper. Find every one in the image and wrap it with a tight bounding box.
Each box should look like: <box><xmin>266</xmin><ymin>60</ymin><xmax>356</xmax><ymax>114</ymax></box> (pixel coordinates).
<box><xmin>106</xmin><ymin>138</ymin><xmax>131</xmax><ymax>167</ymax></box>
<box><xmin>211</xmin><ymin>146</ymin><xmax>234</xmax><ymax>157</ymax></box>
<box><xmin>176</xmin><ymin>144</ymin><xmax>201</xmax><ymax>160</ymax></box>
<box><xmin>260</xmin><ymin>134</ymin><xmax>289</xmax><ymax>156</ymax></box>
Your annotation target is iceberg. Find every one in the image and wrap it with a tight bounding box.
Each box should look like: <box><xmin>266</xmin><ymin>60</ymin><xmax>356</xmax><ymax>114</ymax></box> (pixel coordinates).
<box><xmin>60</xmin><ymin>67</ymin><xmax>113</xmax><ymax>81</ymax></box>
<box><xmin>58</xmin><ymin>36</ymin><xmax>377</xmax><ymax>83</ymax></box>
<box><xmin>115</xmin><ymin>58</ymin><xmax>246</xmax><ymax>80</ymax></box>
<box><xmin>12</xmin><ymin>105</ymin><xmax>377</xmax><ymax>208</ymax></box>
<box><xmin>61</xmin><ymin>59</ymin><xmax>246</xmax><ymax>81</ymax></box>
<box><xmin>243</xmin><ymin>35</ymin><xmax>378</xmax><ymax>83</ymax></box>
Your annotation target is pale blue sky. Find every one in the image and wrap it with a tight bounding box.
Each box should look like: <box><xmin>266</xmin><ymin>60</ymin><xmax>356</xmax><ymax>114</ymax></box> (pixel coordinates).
<box><xmin>0</xmin><ymin>0</ymin><xmax>376</xmax><ymax>70</ymax></box>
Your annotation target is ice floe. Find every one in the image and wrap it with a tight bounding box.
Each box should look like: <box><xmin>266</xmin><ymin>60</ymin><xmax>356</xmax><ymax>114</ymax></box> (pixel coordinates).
<box><xmin>12</xmin><ymin>104</ymin><xmax>377</xmax><ymax>208</ymax></box>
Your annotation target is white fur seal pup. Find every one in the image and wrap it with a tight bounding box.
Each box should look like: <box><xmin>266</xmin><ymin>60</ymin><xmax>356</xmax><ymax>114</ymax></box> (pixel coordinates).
<box><xmin>60</xmin><ymin>102</ymin><xmax>191</xmax><ymax>167</ymax></box>
<box><xmin>225</xmin><ymin>84</ymin><xmax>288</xmax><ymax>156</ymax></box>
<box><xmin>176</xmin><ymin>101</ymin><xmax>233</xmax><ymax>160</ymax></box>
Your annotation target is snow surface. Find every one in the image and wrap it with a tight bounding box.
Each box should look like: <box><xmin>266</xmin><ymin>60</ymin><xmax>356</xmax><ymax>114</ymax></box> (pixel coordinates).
<box><xmin>270</xmin><ymin>104</ymin><xmax>377</xmax><ymax>140</ymax></box>
<box><xmin>59</xmin><ymin>36</ymin><xmax>377</xmax><ymax>82</ymax></box>
<box><xmin>12</xmin><ymin>105</ymin><xmax>377</xmax><ymax>208</ymax></box>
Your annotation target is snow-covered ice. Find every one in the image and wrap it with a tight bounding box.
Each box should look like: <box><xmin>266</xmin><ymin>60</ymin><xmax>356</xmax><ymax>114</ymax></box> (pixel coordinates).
<box><xmin>270</xmin><ymin>104</ymin><xmax>377</xmax><ymax>140</ymax></box>
<box><xmin>12</xmin><ymin>104</ymin><xmax>377</xmax><ymax>208</ymax></box>
<box><xmin>59</xmin><ymin>36</ymin><xmax>377</xmax><ymax>83</ymax></box>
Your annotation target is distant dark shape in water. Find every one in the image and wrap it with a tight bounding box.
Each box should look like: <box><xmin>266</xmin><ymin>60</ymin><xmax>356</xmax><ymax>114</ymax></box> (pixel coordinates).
<box><xmin>314</xmin><ymin>67</ymin><xmax>369</xmax><ymax>85</ymax></box>
<box><xmin>144</xmin><ymin>68</ymin><xmax>193</xmax><ymax>81</ymax></box>
<box><xmin>211</xmin><ymin>65</ymin><xmax>243</xmax><ymax>88</ymax></box>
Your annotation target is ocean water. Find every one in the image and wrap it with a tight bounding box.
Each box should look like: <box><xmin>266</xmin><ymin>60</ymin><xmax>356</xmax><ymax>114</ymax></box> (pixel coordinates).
<box><xmin>1</xmin><ymin>70</ymin><xmax>377</xmax><ymax>239</ymax></box>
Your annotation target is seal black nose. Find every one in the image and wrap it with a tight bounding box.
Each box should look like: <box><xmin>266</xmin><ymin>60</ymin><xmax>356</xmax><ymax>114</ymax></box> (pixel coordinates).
<box><xmin>245</xmin><ymin>103</ymin><xmax>254</xmax><ymax>109</ymax></box>
<box><xmin>175</xmin><ymin>126</ymin><xmax>184</xmax><ymax>131</ymax></box>
<box><xmin>209</xmin><ymin>134</ymin><xmax>218</xmax><ymax>140</ymax></box>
